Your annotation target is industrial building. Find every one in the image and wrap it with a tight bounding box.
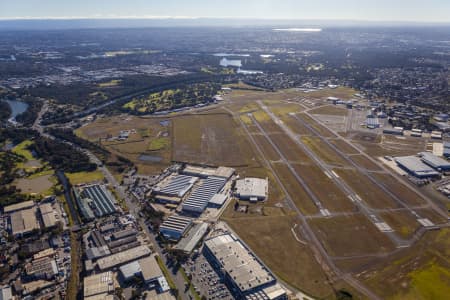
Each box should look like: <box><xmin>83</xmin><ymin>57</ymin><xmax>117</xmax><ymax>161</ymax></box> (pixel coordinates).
<box><xmin>154</xmin><ymin>175</ymin><xmax>198</xmax><ymax>198</ymax></box>
<box><xmin>159</xmin><ymin>215</ymin><xmax>192</xmax><ymax>241</ymax></box>
<box><xmin>383</xmin><ymin>127</ymin><xmax>403</xmax><ymax>135</ymax></box>
<box><xmin>235</xmin><ymin>178</ymin><xmax>268</xmax><ymax>202</ymax></box>
<box><xmin>182</xmin><ymin>176</ymin><xmax>227</xmax><ymax>213</ymax></box>
<box><xmin>83</xmin><ymin>272</ymin><xmax>115</xmax><ymax>300</ymax></box>
<box><xmin>208</xmin><ymin>193</ymin><xmax>228</xmax><ymax>208</ymax></box>
<box><xmin>173</xmin><ymin>222</ymin><xmax>209</xmax><ymax>254</ymax></box>
<box><xmin>119</xmin><ymin>255</ymin><xmax>169</xmax><ymax>292</ymax></box>
<box><xmin>96</xmin><ymin>245</ymin><xmax>151</xmax><ymax>270</ymax></box>
<box><xmin>74</xmin><ymin>184</ymin><xmax>117</xmax><ymax>220</ymax></box>
<box><xmin>26</xmin><ymin>257</ymin><xmax>58</xmax><ymax>280</ymax></box>
<box><xmin>365</xmin><ymin>117</ymin><xmax>380</xmax><ymax>129</ymax></box>
<box><xmin>204</xmin><ymin>234</ymin><xmax>285</xmax><ymax>299</ymax></box>
<box><xmin>3</xmin><ymin>200</ymin><xmax>34</xmax><ymax>214</ymax></box>
<box><xmin>419</xmin><ymin>152</ymin><xmax>450</xmax><ymax>171</ymax></box>
<box><xmin>182</xmin><ymin>165</ymin><xmax>234</xmax><ymax>179</ymax></box>
<box><xmin>444</xmin><ymin>142</ymin><xmax>450</xmax><ymax>158</ymax></box>
<box><xmin>39</xmin><ymin>203</ymin><xmax>59</xmax><ymax>228</ymax></box>
<box><xmin>10</xmin><ymin>207</ymin><xmax>41</xmax><ymax>237</ymax></box>
<box><xmin>394</xmin><ymin>156</ymin><xmax>440</xmax><ymax>178</ymax></box>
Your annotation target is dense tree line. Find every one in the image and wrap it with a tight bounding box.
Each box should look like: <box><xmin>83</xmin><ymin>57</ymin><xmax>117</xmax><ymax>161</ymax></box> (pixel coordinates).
<box><xmin>29</xmin><ymin>138</ymin><xmax>97</xmax><ymax>173</ymax></box>
<box><xmin>47</xmin><ymin>128</ymin><xmax>109</xmax><ymax>156</ymax></box>
<box><xmin>0</xmin><ymin>101</ymin><xmax>11</xmax><ymax>122</ymax></box>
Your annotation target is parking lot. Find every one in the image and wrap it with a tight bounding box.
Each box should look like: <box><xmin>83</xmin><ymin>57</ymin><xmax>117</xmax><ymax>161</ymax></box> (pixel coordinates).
<box><xmin>184</xmin><ymin>250</ymin><xmax>234</xmax><ymax>300</ymax></box>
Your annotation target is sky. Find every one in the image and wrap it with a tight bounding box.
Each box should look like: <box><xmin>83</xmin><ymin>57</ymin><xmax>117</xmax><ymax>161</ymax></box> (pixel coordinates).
<box><xmin>0</xmin><ymin>0</ymin><xmax>449</xmax><ymax>23</ymax></box>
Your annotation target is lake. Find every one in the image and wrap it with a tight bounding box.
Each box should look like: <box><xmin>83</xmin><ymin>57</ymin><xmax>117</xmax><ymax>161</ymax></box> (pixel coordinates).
<box><xmin>5</xmin><ymin>99</ymin><xmax>29</xmax><ymax>123</ymax></box>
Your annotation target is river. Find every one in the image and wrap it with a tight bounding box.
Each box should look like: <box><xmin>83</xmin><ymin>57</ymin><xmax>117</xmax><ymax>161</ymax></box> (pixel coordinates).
<box><xmin>4</xmin><ymin>99</ymin><xmax>29</xmax><ymax>123</ymax></box>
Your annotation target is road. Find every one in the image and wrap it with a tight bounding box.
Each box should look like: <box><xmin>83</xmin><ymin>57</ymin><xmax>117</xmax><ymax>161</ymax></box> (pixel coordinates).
<box><xmin>32</xmin><ymin>101</ymin><xmax>192</xmax><ymax>299</ymax></box>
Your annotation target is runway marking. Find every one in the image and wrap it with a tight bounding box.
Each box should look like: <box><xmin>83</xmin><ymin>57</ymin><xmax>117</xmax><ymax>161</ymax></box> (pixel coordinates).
<box><xmin>375</xmin><ymin>222</ymin><xmax>394</xmax><ymax>232</ymax></box>
<box><xmin>417</xmin><ymin>218</ymin><xmax>434</xmax><ymax>227</ymax></box>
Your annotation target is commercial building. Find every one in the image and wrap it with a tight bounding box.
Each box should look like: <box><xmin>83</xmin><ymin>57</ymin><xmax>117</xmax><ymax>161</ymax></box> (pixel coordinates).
<box><xmin>3</xmin><ymin>200</ymin><xmax>35</xmax><ymax>214</ymax></box>
<box><xmin>83</xmin><ymin>272</ymin><xmax>115</xmax><ymax>299</ymax></box>
<box><xmin>119</xmin><ymin>255</ymin><xmax>169</xmax><ymax>292</ymax></box>
<box><xmin>204</xmin><ymin>234</ymin><xmax>284</xmax><ymax>298</ymax></box>
<box><xmin>10</xmin><ymin>207</ymin><xmax>41</xmax><ymax>237</ymax></box>
<box><xmin>74</xmin><ymin>184</ymin><xmax>117</xmax><ymax>219</ymax></box>
<box><xmin>182</xmin><ymin>176</ymin><xmax>227</xmax><ymax>213</ymax></box>
<box><xmin>159</xmin><ymin>215</ymin><xmax>192</xmax><ymax>241</ymax></box>
<box><xmin>394</xmin><ymin>156</ymin><xmax>440</xmax><ymax>178</ymax></box>
<box><xmin>96</xmin><ymin>245</ymin><xmax>151</xmax><ymax>271</ymax></box>
<box><xmin>235</xmin><ymin>178</ymin><xmax>268</xmax><ymax>202</ymax></box>
<box><xmin>173</xmin><ymin>222</ymin><xmax>209</xmax><ymax>254</ymax></box>
<box><xmin>419</xmin><ymin>152</ymin><xmax>450</xmax><ymax>171</ymax></box>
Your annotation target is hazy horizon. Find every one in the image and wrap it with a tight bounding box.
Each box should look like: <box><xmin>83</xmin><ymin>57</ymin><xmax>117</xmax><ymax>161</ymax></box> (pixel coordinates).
<box><xmin>1</xmin><ymin>0</ymin><xmax>450</xmax><ymax>24</ymax></box>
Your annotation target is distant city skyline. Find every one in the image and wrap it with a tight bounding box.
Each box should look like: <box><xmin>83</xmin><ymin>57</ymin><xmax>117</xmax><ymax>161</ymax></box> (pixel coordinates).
<box><xmin>1</xmin><ymin>0</ymin><xmax>450</xmax><ymax>23</ymax></box>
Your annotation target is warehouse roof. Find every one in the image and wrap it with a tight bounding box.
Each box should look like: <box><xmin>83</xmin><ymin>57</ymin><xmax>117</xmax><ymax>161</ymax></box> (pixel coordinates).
<box><xmin>157</xmin><ymin>175</ymin><xmax>198</xmax><ymax>197</ymax></box>
<box><xmin>3</xmin><ymin>200</ymin><xmax>34</xmax><ymax>213</ymax></box>
<box><xmin>174</xmin><ymin>223</ymin><xmax>209</xmax><ymax>253</ymax></box>
<box><xmin>39</xmin><ymin>203</ymin><xmax>58</xmax><ymax>228</ymax></box>
<box><xmin>182</xmin><ymin>176</ymin><xmax>227</xmax><ymax>213</ymax></box>
<box><xmin>395</xmin><ymin>156</ymin><xmax>440</xmax><ymax>177</ymax></box>
<box><xmin>84</xmin><ymin>271</ymin><xmax>114</xmax><ymax>298</ymax></box>
<box><xmin>140</xmin><ymin>255</ymin><xmax>163</xmax><ymax>282</ymax></box>
<box><xmin>235</xmin><ymin>178</ymin><xmax>268</xmax><ymax>200</ymax></box>
<box><xmin>159</xmin><ymin>215</ymin><xmax>192</xmax><ymax>235</ymax></box>
<box><xmin>205</xmin><ymin>234</ymin><xmax>274</xmax><ymax>293</ymax></box>
<box><xmin>209</xmin><ymin>193</ymin><xmax>227</xmax><ymax>206</ymax></box>
<box><xmin>419</xmin><ymin>152</ymin><xmax>450</xmax><ymax>169</ymax></box>
<box><xmin>78</xmin><ymin>184</ymin><xmax>117</xmax><ymax>217</ymax></box>
<box><xmin>119</xmin><ymin>260</ymin><xmax>141</xmax><ymax>279</ymax></box>
<box><xmin>10</xmin><ymin>207</ymin><xmax>40</xmax><ymax>236</ymax></box>
<box><xmin>96</xmin><ymin>245</ymin><xmax>151</xmax><ymax>270</ymax></box>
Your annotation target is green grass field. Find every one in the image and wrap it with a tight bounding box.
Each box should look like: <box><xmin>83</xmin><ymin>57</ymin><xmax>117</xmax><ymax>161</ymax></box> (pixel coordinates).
<box><xmin>66</xmin><ymin>170</ymin><xmax>104</xmax><ymax>185</ymax></box>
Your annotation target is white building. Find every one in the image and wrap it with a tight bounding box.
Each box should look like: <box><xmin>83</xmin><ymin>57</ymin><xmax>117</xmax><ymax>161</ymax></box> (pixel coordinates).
<box><xmin>235</xmin><ymin>178</ymin><xmax>268</xmax><ymax>202</ymax></box>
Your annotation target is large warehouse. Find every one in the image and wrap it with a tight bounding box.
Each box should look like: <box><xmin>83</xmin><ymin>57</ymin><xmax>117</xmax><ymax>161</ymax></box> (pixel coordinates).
<box><xmin>235</xmin><ymin>177</ymin><xmax>268</xmax><ymax>202</ymax></box>
<box><xmin>154</xmin><ymin>175</ymin><xmax>198</xmax><ymax>198</ymax></box>
<box><xmin>74</xmin><ymin>184</ymin><xmax>118</xmax><ymax>219</ymax></box>
<box><xmin>182</xmin><ymin>176</ymin><xmax>227</xmax><ymax>213</ymax></box>
<box><xmin>159</xmin><ymin>215</ymin><xmax>193</xmax><ymax>241</ymax></box>
<box><xmin>394</xmin><ymin>156</ymin><xmax>440</xmax><ymax>178</ymax></box>
<box><xmin>204</xmin><ymin>234</ymin><xmax>286</xmax><ymax>299</ymax></box>
<box><xmin>419</xmin><ymin>152</ymin><xmax>450</xmax><ymax>171</ymax></box>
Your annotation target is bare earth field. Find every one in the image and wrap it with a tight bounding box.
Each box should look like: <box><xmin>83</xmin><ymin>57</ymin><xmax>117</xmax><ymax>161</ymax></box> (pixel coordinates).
<box><xmin>15</xmin><ymin>174</ymin><xmax>54</xmax><ymax>195</ymax></box>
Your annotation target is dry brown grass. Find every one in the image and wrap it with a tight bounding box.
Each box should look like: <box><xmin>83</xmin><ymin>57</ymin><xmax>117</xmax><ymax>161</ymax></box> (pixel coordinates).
<box><xmin>309</xmin><ymin>105</ymin><xmax>349</xmax><ymax>116</ymax></box>
<box><xmin>349</xmin><ymin>154</ymin><xmax>383</xmax><ymax>171</ymax></box>
<box><xmin>308</xmin><ymin>214</ymin><xmax>396</xmax><ymax>257</ymax></box>
<box><xmin>292</xmin><ymin>164</ymin><xmax>356</xmax><ymax>212</ymax></box>
<box><xmin>372</xmin><ymin>173</ymin><xmax>427</xmax><ymax>206</ymax></box>
<box><xmin>224</xmin><ymin>215</ymin><xmax>337</xmax><ymax>298</ymax></box>
<box><xmin>271</xmin><ymin>162</ymin><xmax>319</xmax><ymax>215</ymax></box>
<box><xmin>335</xmin><ymin>169</ymin><xmax>401</xmax><ymax>209</ymax></box>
